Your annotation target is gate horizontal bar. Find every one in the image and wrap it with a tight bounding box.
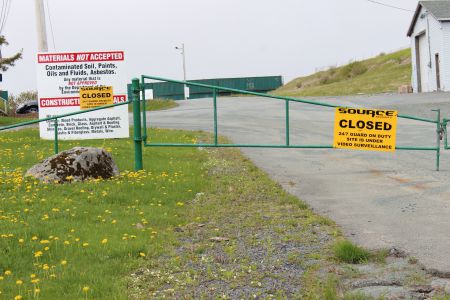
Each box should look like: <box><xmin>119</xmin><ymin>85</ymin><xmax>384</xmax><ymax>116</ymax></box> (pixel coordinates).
<box><xmin>395</xmin><ymin>146</ymin><xmax>438</xmax><ymax>151</ymax></box>
<box><xmin>0</xmin><ymin>100</ymin><xmax>132</xmax><ymax>131</ymax></box>
<box><xmin>397</xmin><ymin>114</ymin><xmax>437</xmax><ymax>124</ymax></box>
<box><xmin>144</xmin><ymin>142</ymin><xmax>438</xmax><ymax>151</ymax></box>
<box><xmin>144</xmin><ymin>143</ymin><xmax>334</xmax><ymax>149</ymax></box>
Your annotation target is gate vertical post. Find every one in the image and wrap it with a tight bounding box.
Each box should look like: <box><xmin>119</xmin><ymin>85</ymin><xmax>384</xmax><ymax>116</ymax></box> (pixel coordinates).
<box><xmin>141</xmin><ymin>77</ymin><xmax>148</xmax><ymax>143</ymax></box>
<box><xmin>433</xmin><ymin>109</ymin><xmax>441</xmax><ymax>171</ymax></box>
<box><xmin>132</xmin><ymin>78</ymin><xmax>143</xmax><ymax>171</ymax></box>
<box><xmin>285</xmin><ymin>100</ymin><xmax>290</xmax><ymax>146</ymax></box>
<box><xmin>213</xmin><ymin>88</ymin><xmax>218</xmax><ymax>145</ymax></box>
<box><xmin>54</xmin><ymin>118</ymin><xmax>59</xmax><ymax>154</ymax></box>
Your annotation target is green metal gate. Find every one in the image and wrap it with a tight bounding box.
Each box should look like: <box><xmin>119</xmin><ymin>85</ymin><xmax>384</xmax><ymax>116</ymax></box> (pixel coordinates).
<box><xmin>131</xmin><ymin>75</ymin><xmax>443</xmax><ymax>171</ymax></box>
<box><xmin>0</xmin><ymin>75</ymin><xmax>445</xmax><ymax>172</ymax></box>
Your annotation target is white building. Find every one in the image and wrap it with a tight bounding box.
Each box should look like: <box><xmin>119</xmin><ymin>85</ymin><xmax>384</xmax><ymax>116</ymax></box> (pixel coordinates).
<box><xmin>408</xmin><ymin>1</ymin><xmax>450</xmax><ymax>92</ymax></box>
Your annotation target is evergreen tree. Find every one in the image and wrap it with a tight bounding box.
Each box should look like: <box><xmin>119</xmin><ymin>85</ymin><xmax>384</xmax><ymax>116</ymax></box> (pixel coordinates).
<box><xmin>0</xmin><ymin>35</ymin><xmax>22</xmax><ymax>72</ymax></box>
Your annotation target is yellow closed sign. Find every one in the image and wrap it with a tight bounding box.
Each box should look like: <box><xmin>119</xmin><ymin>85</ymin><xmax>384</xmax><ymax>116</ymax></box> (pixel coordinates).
<box><xmin>79</xmin><ymin>86</ymin><xmax>113</xmax><ymax>110</ymax></box>
<box><xmin>333</xmin><ymin>107</ymin><xmax>398</xmax><ymax>152</ymax></box>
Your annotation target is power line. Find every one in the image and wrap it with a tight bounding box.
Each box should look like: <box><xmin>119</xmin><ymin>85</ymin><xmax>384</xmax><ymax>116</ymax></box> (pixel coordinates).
<box><xmin>0</xmin><ymin>1</ymin><xmax>5</xmax><ymax>33</ymax></box>
<box><xmin>0</xmin><ymin>0</ymin><xmax>11</xmax><ymax>34</ymax></box>
<box><xmin>1</xmin><ymin>0</ymin><xmax>12</xmax><ymax>33</ymax></box>
<box><xmin>45</xmin><ymin>0</ymin><xmax>56</xmax><ymax>51</ymax></box>
<box><xmin>366</xmin><ymin>0</ymin><xmax>415</xmax><ymax>12</ymax></box>
<box><xmin>0</xmin><ymin>0</ymin><xmax>12</xmax><ymax>34</ymax></box>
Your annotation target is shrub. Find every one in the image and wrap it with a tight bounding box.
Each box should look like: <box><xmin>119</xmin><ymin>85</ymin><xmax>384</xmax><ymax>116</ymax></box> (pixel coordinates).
<box><xmin>7</xmin><ymin>90</ymin><xmax>37</xmax><ymax>116</ymax></box>
<box><xmin>339</xmin><ymin>61</ymin><xmax>368</xmax><ymax>79</ymax></box>
<box><xmin>350</xmin><ymin>62</ymin><xmax>368</xmax><ymax>77</ymax></box>
<box><xmin>319</xmin><ymin>75</ymin><xmax>331</xmax><ymax>85</ymax></box>
<box><xmin>327</xmin><ymin>66</ymin><xmax>337</xmax><ymax>75</ymax></box>
<box><xmin>333</xmin><ymin>240</ymin><xmax>371</xmax><ymax>264</ymax></box>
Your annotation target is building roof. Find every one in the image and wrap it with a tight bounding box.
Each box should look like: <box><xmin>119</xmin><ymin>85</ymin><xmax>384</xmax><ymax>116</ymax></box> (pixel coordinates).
<box><xmin>407</xmin><ymin>1</ymin><xmax>450</xmax><ymax>37</ymax></box>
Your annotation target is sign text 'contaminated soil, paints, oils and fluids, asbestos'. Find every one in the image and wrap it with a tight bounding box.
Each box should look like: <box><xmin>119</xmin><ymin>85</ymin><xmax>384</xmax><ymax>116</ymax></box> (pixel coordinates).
<box><xmin>36</xmin><ymin>51</ymin><xmax>129</xmax><ymax>140</ymax></box>
<box><xmin>79</xmin><ymin>86</ymin><xmax>113</xmax><ymax>110</ymax></box>
<box><xmin>333</xmin><ymin>107</ymin><xmax>398</xmax><ymax>152</ymax></box>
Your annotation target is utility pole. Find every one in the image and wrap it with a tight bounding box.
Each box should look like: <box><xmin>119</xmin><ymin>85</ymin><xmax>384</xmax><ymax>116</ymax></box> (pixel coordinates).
<box><xmin>35</xmin><ymin>0</ymin><xmax>48</xmax><ymax>52</ymax></box>
<box><xmin>175</xmin><ymin>43</ymin><xmax>187</xmax><ymax>100</ymax></box>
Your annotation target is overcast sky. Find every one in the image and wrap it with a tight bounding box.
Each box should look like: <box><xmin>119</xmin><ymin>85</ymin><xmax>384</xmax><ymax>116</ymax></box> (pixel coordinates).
<box><xmin>2</xmin><ymin>0</ymin><xmax>417</xmax><ymax>95</ymax></box>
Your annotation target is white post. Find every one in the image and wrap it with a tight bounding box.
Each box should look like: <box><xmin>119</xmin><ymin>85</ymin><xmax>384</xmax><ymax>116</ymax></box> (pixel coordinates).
<box><xmin>182</xmin><ymin>43</ymin><xmax>188</xmax><ymax>100</ymax></box>
<box><xmin>175</xmin><ymin>43</ymin><xmax>187</xmax><ymax>100</ymax></box>
<box><xmin>181</xmin><ymin>43</ymin><xmax>187</xmax><ymax>82</ymax></box>
<box><xmin>35</xmin><ymin>0</ymin><xmax>48</xmax><ymax>52</ymax></box>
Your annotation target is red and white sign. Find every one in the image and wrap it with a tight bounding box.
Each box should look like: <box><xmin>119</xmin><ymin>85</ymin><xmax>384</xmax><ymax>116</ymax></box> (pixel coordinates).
<box><xmin>37</xmin><ymin>50</ymin><xmax>129</xmax><ymax>140</ymax></box>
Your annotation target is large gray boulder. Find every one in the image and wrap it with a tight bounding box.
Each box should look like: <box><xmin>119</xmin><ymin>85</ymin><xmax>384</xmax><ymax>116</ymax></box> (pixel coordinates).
<box><xmin>26</xmin><ymin>147</ymin><xmax>119</xmax><ymax>183</ymax></box>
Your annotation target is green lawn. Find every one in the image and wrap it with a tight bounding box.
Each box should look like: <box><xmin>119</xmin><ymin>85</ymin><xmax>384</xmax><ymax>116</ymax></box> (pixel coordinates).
<box><xmin>0</xmin><ymin>128</ymin><xmax>208</xmax><ymax>299</ymax></box>
<box><xmin>0</xmin><ymin>116</ymin><xmax>37</xmax><ymax>127</ymax></box>
<box><xmin>275</xmin><ymin>49</ymin><xmax>412</xmax><ymax>97</ymax></box>
<box><xmin>0</xmin><ymin>100</ymin><xmax>178</xmax><ymax>128</ymax></box>
<box><xmin>128</xmin><ymin>99</ymin><xmax>179</xmax><ymax>112</ymax></box>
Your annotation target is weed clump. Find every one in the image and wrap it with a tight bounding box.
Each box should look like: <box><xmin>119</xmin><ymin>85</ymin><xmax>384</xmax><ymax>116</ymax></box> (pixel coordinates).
<box><xmin>333</xmin><ymin>240</ymin><xmax>371</xmax><ymax>264</ymax></box>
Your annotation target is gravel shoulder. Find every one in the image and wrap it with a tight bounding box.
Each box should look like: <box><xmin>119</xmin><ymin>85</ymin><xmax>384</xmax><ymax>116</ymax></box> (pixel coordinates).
<box><xmin>138</xmin><ymin>92</ymin><xmax>450</xmax><ymax>276</ymax></box>
<box><xmin>129</xmin><ymin>145</ymin><xmax>450</xmax><ymax>299</ymax></box>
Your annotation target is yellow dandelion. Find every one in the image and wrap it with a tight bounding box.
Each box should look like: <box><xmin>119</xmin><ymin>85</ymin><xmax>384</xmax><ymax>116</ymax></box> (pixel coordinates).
<box><xmin>14</xmin><ymin>295</ymin><xmax>22</xmax><ymax>300</ymax></box>
<box><xmin>83</xmin><ymin>286</ymin><xmax>90</xmax><ymax>292</ymax></box>
<box><xmin>18</xmin><ymin>238</ymin><xmax>24</xmax><ymax>244</ymax></box>
<box><xmin>61</xmin><ymin>260</ymin><xmax>67</xmax><ymax>265</ymax></box>
<box><xmin>101</xmin><ymin>238</ymin><xmax>108</xmax><ymax>244</ymax></box>
<box><xmin>16</xmin><ymin>280</ymin><xmax>23</xmax><ymax>285</ymax></box>
<box><xmin>34</xmin><ymin>251</ymin><xmax>43</xmax><ymax>258</ymax></box>
<box><xmin>0</xmin><ymin>276</ymin><xmax>3</xmax><ymax>280</ymax></box>
<box><xmin>34</xmin><ymin>288</ymin><xmax>40</xmax><ymax>294</ymax></box>
<box><xmin>139</xmin><ymin>252</ymin><xmax>146</xmax><ymax>257</ymax></box>
<box><xmin>82</xmin><ymin>242</ymin><xmax>89</xmax><ymax>247</ymax></box>
<box><xmin>31</xmin><ymin>236</ymin><xmax>38</xmax><ymax>241</ymax></box>
<box><xmin>30</xmin><ymin>274</ymin><xmax>36</xmax><ymax>279</ymax></box>
<box><xmin>4</xmin><ymin>270</ymin><xmax>11</xmax><ymax>276</ymax></box>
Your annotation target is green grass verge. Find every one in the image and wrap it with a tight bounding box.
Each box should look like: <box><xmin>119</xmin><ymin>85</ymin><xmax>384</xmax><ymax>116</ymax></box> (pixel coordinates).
<box><xmin>0</xmin><ymin>116</ymin><xmax>37</xmax><ymax>126</ymax></box>
<box><xmin>0</xmin><ymin>128</ymin><xmax>208</xmax><ymax>299</ymax></box>
<box><xmin>128</xmin><ymin>99</ymin><xmax>179</xmax><ymax>112</ymax></box>
<box><xmin>275</xmin><ymin>49</ymin><xmax>411</xmax><ymax>97</ymax></box>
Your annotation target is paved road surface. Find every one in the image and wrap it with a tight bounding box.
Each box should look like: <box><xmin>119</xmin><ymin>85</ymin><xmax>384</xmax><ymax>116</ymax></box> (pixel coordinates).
<box><xmin>138</xmin><ymin>92</ymin><xmax>450</xmax><ymax>274</ymax></box>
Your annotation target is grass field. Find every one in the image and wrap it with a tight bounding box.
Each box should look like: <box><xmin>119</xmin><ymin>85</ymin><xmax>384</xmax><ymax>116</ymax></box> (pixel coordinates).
<box><xmin>0</xmin><ymin>116</ymin><xmax>37</xmax><ymax>127</ymax></box>
<box><xmin>275</xmin><ymin>49</ymin><xmax>411</xmax><ymax>97</ymax></box>
<box><xmin>128</xmin><ymin>99</ymin><xmax>179</xmax><ymax>112</ymax></box>
<box><xmin>0</xmin><ymin>128</ymin><xmax>209</xmax><ymax>299</ymax></box>
<box><xmin>0</xmin><ymin>100</ymin><xmax>178</xmax><ymax>128</ymax></box>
